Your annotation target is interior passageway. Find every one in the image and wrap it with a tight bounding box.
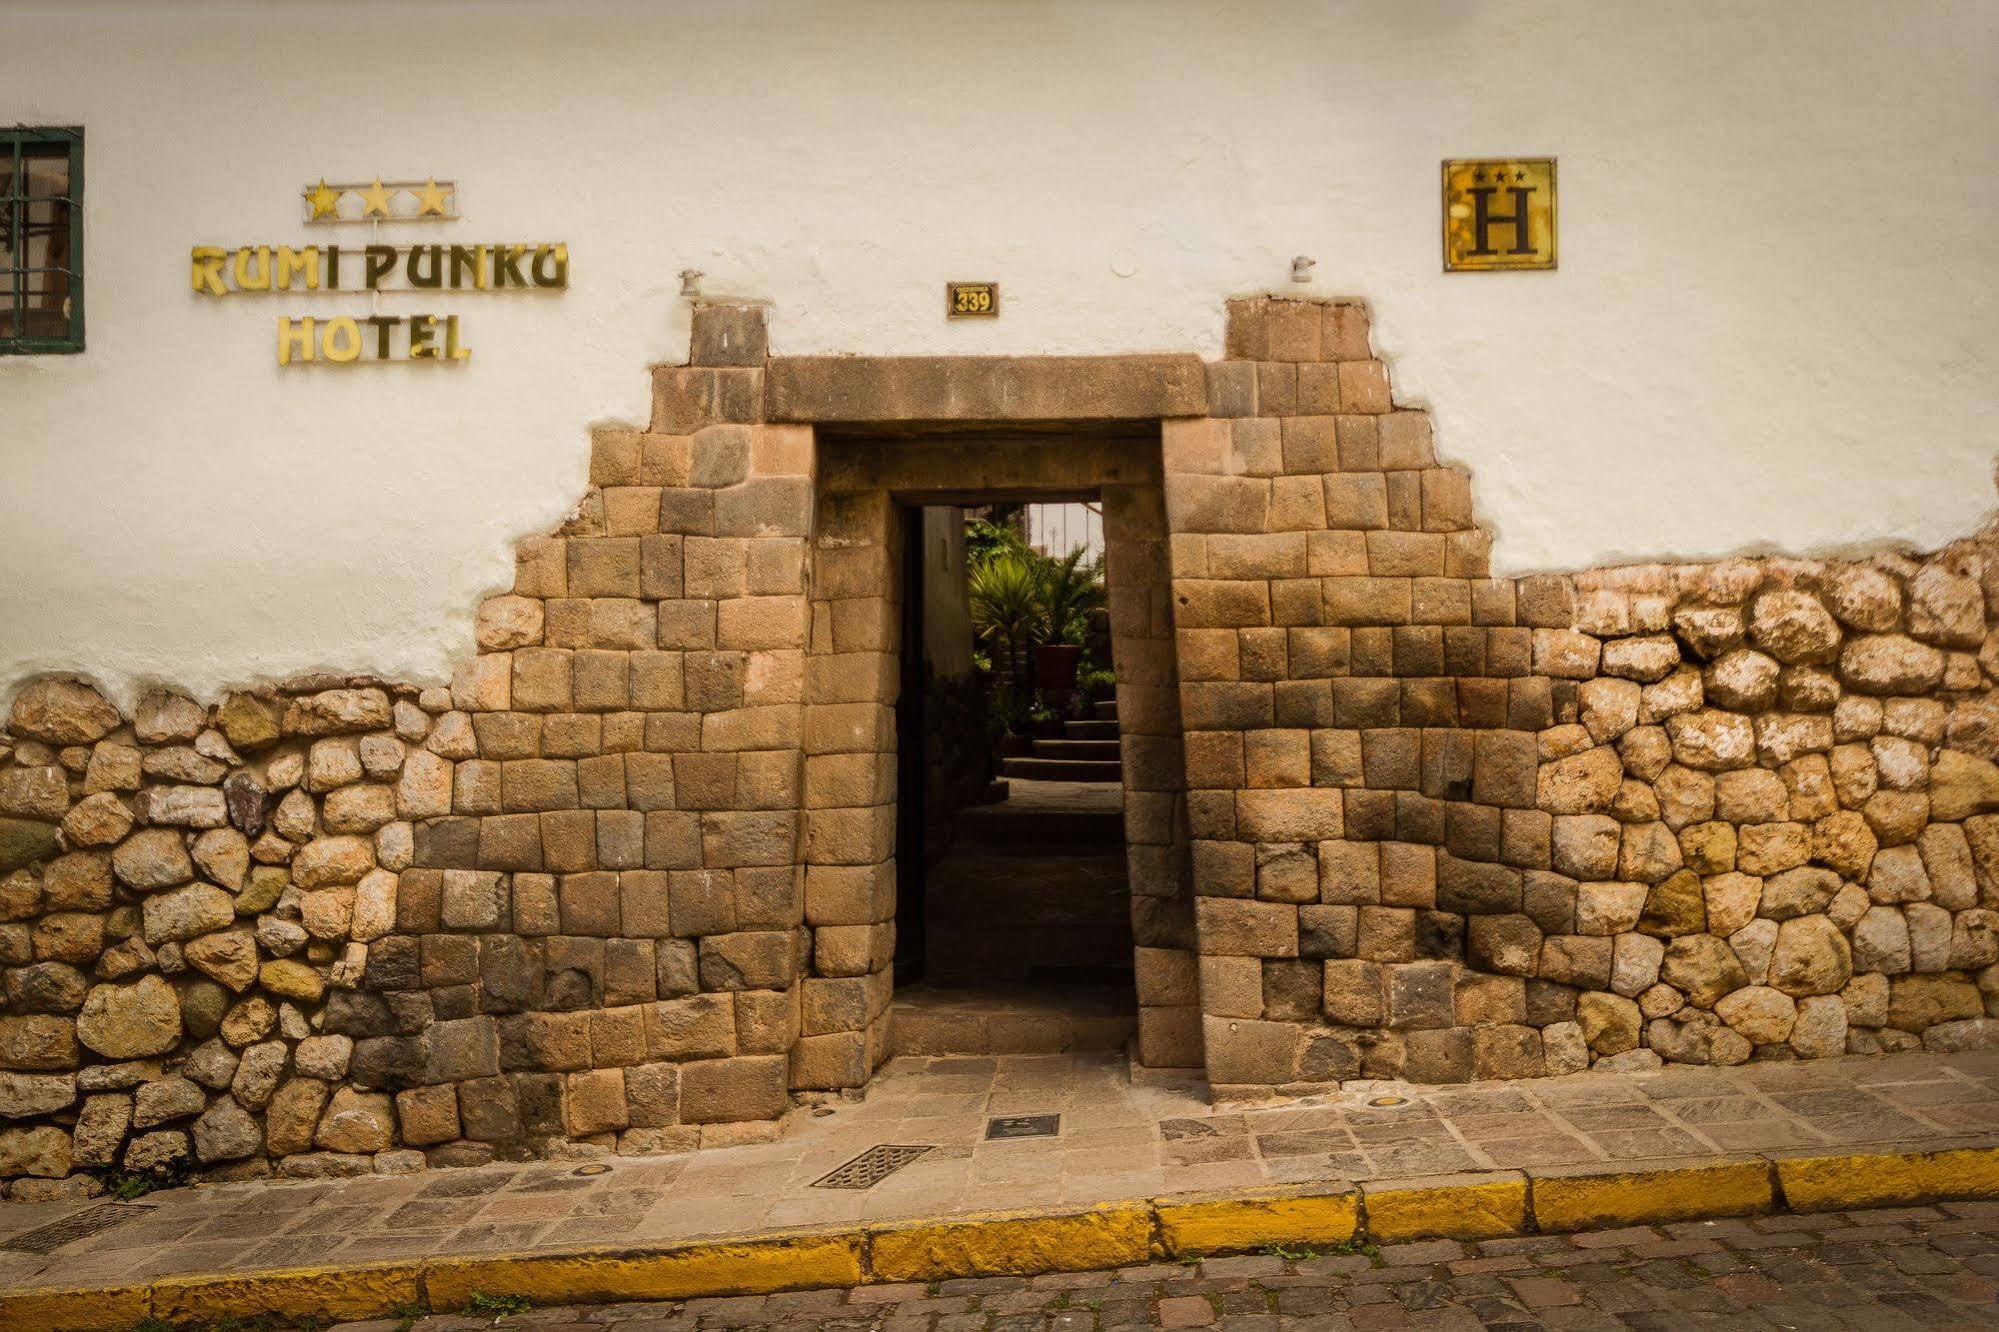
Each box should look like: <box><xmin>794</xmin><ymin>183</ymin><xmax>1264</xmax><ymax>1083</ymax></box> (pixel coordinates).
<box><xmin>806</xmin><ymin>429</ymin><xmax>1203</xmax><ymax>1083</ymax></box>
<box><xmin>895</xmin><ymin>501</ymin><xmax>1137</xmax><ymax>1055</ymax></box>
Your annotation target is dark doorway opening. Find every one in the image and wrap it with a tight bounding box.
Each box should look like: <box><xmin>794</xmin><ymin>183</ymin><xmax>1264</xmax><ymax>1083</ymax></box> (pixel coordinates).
<box><xmin>806</xmin><ymin>424</ymin><xmax>1202</xmax><ymax>1079</ymax></box>
<box><xmin>890</xmin><ymin>495</ymin><xmax>1137</xmax><ymax>1056</ymax></box>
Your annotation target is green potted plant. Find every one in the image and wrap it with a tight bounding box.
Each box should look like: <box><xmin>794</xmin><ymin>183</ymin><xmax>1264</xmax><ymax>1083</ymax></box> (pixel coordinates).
<box><xmin>970</xmin><ymin>546</ymin><xmax>1041</xmax><ymax>753</ymax></box>
<box><xmin>1030</xmin><ymin>547</ymin><xmax>1104</xmax><ymax>694</ymax></box>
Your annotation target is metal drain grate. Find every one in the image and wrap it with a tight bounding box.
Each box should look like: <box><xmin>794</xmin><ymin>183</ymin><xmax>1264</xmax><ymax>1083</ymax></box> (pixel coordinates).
<box><xmin>987</xmin><ymin>1113</ymin><xmax>1061</xmax><ymax>1140</ymax></box>
<box><xmin>2</xmin><ymin>1202</ymin><xmax>154</xmax><ymax>1255</ymax></box>
<box><xmin>813</xmin><ymin>1144</ymin><xmax>934</xmax><ymax>1190</ymax></box>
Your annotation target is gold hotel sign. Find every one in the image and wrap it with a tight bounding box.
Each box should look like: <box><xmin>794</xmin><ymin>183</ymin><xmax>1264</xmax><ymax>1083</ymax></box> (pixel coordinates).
<box><xmin>1442</xmin><ymin>158</ymin><xmax>1556</xmax><ymax>271</ymax></box>
<box><xmin>190</xmin><ymin>177</ymin><xmax>569</xmax><ymax>364</ymax></box>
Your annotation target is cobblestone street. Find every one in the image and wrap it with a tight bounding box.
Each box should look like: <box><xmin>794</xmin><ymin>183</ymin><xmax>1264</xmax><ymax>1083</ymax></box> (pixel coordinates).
<box><xmin>340</xmin><ymin>1202</ymin><xmax>1999</xmax><ymax>1331</ymax></box>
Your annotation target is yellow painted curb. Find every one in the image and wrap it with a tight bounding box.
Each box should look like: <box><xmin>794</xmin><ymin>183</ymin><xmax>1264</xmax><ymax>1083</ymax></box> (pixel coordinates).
<box><xmin>0</xmin><ymin>1283</ymin><xmax>149</xmax><ymax>1332</ymax></box>
<box><xmin>1776</xmin><ymin>1145</ymin><xmax>1999</xmax><ymax>1212</ymax></box>
<box><xmin>1363</xmin><ymin>1174</ymin><xmax>1528</xmax><ymax>1242</ymax></box>
<box><xmin>1153</xmin><ymin>1187</ymin><xmax>1360</xmax><ymax>1257</ymax></box>
<box><xmin>421</xmin><ymin>1233</ymin><xmax>865</xmax><ymax>1308</ymax></box>
<box><xmin>149</xmin><ymin>1261</ymin><xmax>425</xmax><ymax>1325</ymax></box>
<box><xmin>1531</xmin><ymin>1160</ymin><xmax>1773</xmax><ymax>1232</ymax></box>
<box><xmin>869</xmin><ymin>1204</ymin><xmax>1151</xmax><ymax>1281</ymax></box>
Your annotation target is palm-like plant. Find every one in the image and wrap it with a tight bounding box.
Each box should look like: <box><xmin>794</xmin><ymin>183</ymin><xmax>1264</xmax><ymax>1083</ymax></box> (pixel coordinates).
<box><xmin>969</xmin><ymin>550</ymin><xmax>1043</xmax><ymax>688</ymax></box>
<box><xmin>967</xmin><ymin>515</ymin><xmax>1110</xmax><ymax>726</ymax></box>
<box><xmin>1036</xmin><ymin>547</ymin><xmax>1107</xmax><ymax>647</ymax></box>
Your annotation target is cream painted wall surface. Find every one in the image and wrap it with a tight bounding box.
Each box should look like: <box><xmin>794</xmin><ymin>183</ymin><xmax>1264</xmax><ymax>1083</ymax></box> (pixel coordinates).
<box><xmin>2</xmin><ymin>0</ymin><xmax>1995</xmax><ymax>705</ymax></box>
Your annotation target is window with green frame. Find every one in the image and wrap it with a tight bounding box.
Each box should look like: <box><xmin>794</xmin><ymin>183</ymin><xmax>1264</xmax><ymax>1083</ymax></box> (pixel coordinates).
<box><xmin>1</xmin><ymin>127</ymin><xmax>84</xmax><ymax>354</ymax></box>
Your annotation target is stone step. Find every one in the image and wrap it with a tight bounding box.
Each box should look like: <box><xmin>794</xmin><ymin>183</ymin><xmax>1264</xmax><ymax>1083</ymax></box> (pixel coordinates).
<box><xmin>955</xmin><ymin>804</ymin><xmax>1123</xmax><ymax>847</ymax></box>
<box><xmin>1063</xmin><ymin>719</ymin><xmax>1119</xmax><ymax>741</ymax></box>
<box><xmin>890</xmin><ymin>985</ymin><xmax>1137</xmax><ymax>1056</ymax></box>
<box><xmin>890</xmin><ymin>1009</ymin><xmax>1135</xmax><ymax>1056</ymax></box>
<box><xmin>1031</xmin><ymin>738</ymin><xmax>1121</xmax><ymax>762</ymax></box>
<box><xmin>1000</xmin><ymin>756</ymin><xmax>1122</xmax><ymax>783</ymax></box>
<box><xmin>1092</xmin><ymin>700</ymin><xmax>1119</xmax><ymax>721</ymax></box>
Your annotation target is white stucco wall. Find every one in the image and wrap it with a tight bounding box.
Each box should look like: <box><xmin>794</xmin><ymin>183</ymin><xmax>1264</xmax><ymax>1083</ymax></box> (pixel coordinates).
<box><xmin>3</xmin><ymin>0</ymin><xmax>1995</xmax><ymax>705</ymax></box>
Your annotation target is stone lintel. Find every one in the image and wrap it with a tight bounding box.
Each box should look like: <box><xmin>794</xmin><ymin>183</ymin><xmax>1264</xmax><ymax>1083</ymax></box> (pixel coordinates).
<box><xmin>764</xmin><ymin>354</ymin><xmax>1209</xmax><ymax>424</ymax></box>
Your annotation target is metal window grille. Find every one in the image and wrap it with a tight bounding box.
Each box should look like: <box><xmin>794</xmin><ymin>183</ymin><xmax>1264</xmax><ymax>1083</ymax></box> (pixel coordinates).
<box><xmin>1</xmin><ymin>126</ymin><xmax>84</xmax><ymax>354</ymax></box>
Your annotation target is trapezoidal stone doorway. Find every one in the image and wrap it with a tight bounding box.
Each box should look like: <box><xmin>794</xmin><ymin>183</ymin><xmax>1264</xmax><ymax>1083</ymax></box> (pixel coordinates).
<box><xmin>797</xmin><ymin>428</ymin><xmax>1204</xmax><ymax>1077</ymax></box>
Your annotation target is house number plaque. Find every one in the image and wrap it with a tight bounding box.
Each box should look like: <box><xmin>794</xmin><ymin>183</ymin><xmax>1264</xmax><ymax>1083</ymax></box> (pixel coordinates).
<box><xmin>946</xmin><ymin>282</ymin><xmax>998</xmax><ymax>317</ymax></box>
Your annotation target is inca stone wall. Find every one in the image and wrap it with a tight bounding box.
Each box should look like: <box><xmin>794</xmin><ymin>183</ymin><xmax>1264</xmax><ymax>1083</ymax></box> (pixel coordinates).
<box><xmin>1174</xmin><ymin>298</ymin><xmax>1999</xmax><ymax>1094</ymax></box>
<box><xmin>3</xmin><ymin>296</ymin><xmax>1996</xmax><ymax>1195</ymax></box>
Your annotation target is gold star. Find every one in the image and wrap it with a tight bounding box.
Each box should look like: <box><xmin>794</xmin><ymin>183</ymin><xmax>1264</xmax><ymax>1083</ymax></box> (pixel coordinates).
<box><xmin>359</xmin><ymin>178</ymin><xmax>395</xmax><ymax>218</ymax></box>
<box><xmin>415</xmin><ymin>178</ymin><xmax>451</xmax><ymax>217</ymax></box>
<box><xmin>304</xmin><ymin>178</ymin><xmax>342</xmax><ymax>221</ymax></box>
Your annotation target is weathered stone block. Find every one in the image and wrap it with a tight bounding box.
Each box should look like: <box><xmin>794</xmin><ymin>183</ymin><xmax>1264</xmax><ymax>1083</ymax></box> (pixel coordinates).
<box><xmin>1383</xmin><ymin>961</ymin><xmax>1455</xmax><ymax>1030</ymax></box>
<box><xmin>677</xmin><ymin>1055</ymin><xmax>786</xmax><ymax>1124</ymax></box>
<box><xmin>1195</xmin><ymin>898</ymin><xmax>1298</xmax><ymax>957</ymax></box>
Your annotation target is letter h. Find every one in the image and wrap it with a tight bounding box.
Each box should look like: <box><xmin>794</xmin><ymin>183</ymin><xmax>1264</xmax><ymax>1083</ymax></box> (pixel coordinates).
<box><xmin>1468</xmin><ymin>185</ymin><xmax>1536</xmax><ymax>256</ymax></box>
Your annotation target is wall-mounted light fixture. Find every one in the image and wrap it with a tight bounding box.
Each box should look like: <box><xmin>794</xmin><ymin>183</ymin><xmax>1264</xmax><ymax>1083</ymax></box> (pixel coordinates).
<box><xmin>1290</xmin><ymin>256</ymin><xmax>1316</xmax><ymax>283</ymax></box>
<box><xmin>678</xmin><ymin>268</ymin><xmax>704</xmax><ymax>300</ymax></box>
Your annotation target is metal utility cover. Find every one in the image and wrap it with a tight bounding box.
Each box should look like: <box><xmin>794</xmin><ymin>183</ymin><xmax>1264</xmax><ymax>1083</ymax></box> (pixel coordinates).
<box><xmin>986</xmin><ymin>1113</ymin><xmax>1061</xmax><ymax>1140</ymax></box>
<box><xmin>1</xmin><ymin>1202</ymin><xmax>154</xmax><ymax>1254</ymax></box>
<box><xmin>813</xmin><ymin>1144</ymin><xmax>934</xmax><ymax>1190</ymax></box>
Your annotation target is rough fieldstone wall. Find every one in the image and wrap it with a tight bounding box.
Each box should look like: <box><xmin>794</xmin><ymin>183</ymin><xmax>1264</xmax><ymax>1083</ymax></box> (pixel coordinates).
<box><xmin>1171</xmin><ymin>297</ymin><xmax>1999</xmax><ymax>1095</ymax></box>
<box><xmin>1515</xmin><ymin>557</ymin><xmax>1999</xmax><ymax>1069</ymax></box>
<box><xmin>0</xmin><ymin>677</ymin><xmax>452</xmax><ymax>1195</ymax></box>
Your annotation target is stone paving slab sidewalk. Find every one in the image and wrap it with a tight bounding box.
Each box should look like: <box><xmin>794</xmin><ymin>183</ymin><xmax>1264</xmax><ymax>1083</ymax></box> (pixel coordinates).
<box><xmin>3</xmin><ymin>1049</ymin><xmax>1998</xmax><ymax>1327</ymax></box>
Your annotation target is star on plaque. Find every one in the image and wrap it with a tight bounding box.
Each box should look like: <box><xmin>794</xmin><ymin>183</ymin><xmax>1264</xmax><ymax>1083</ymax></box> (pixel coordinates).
<box><xmin>304</xmin><ymin>179</ymin><xmax>342</xmax><ymax>221</ymax></box>
<box><xmin>415</xmin><ymin>178</ymin><xmax>452</xmax><ymax>217</ymax></box>
<box><xmin>359</xmin><ymin>178</ymin><xmax>395</xmax><ymax>218</ymax></box>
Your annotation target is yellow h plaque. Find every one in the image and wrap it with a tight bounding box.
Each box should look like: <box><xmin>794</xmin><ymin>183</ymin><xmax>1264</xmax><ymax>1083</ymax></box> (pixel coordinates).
<box><xmin>1442</xmin><ymin>159</ymin><xmax>1556</xmax><ymax>271</ymax></box>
